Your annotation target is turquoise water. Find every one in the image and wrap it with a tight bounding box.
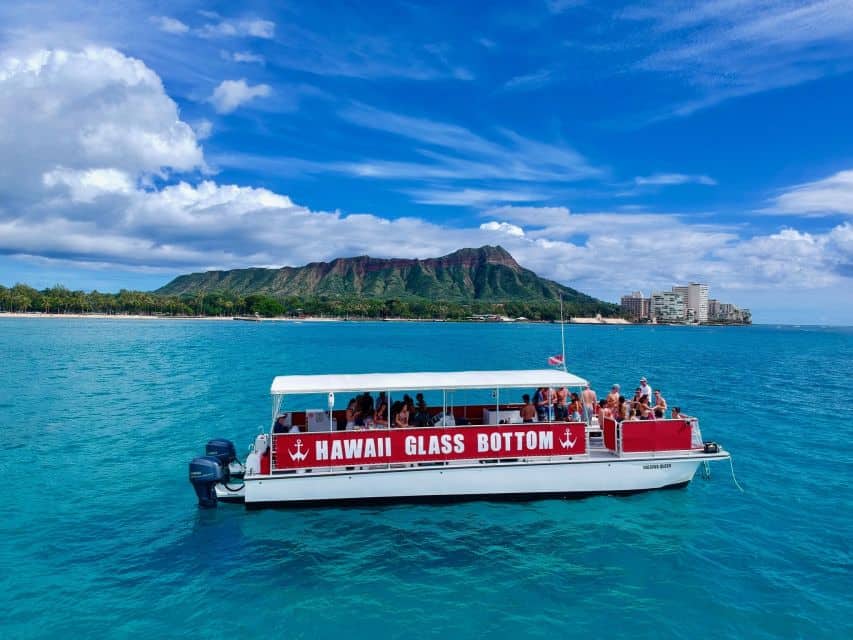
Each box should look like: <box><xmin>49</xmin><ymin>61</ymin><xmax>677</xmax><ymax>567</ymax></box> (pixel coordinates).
<box><xmin>1</xmin><ymin>319</ymin><xmax>850</xmax><ymax>639</ymax></box>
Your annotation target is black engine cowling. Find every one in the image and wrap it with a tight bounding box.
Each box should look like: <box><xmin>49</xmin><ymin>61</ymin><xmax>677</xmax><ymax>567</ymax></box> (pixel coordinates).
<box><xmin>205</xmin><ymin>439</ymin><xmax>236</xmax><ymax>465</ymax></box>
<box><xmin>189</xmin><ymin>455</ymin><xmax>224</xmax><ymax>508</ymax></box>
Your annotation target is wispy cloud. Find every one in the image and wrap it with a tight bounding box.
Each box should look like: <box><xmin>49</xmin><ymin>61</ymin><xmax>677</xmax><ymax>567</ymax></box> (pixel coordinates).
<box><xmin>150</xmin><ymin>16</ymin><xmax>189</xmax><ymax>35</ymax></box>
<box><xmin>406</xmin><ymin>187</ymin><xmax>547</xmax><ymax>207</ymax></box>
<box><xmin>198</xmin><ymin>18</ymin><xmax>275</xmax><ymax>39</ymax></box>
<box><xmin>621</xmin><ymin>0</ymin><xmax>853</xmax><ymax>116</ymax></box>
<box><xmin>764</xmin><ymin>169</ymin><xmax>853</xmax><ymax>216</ymax></box>
<box><xmin>503</xmin><ymin>68</ymin><xmax>554</xmax><ymax>92</ymax></box>
<box><xmin>634</xmin><ymin>173</ymin><xmax>717</xmax><ymax>186</ymax></box>
<box><xmin>335</xmin><ymin>103</ymin><xmax>602</xmax><ymax>186</ymax></box>
<box><xmin>221</xmin><ymin>50</ymin><xmax>265</xmax><ymax>64</ymax></box>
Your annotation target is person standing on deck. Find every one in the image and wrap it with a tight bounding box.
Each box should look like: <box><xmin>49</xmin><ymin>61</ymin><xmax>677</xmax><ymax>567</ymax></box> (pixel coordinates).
<box><xmin>606</xmin><ymin>384</ymin><xmax>620</xmax><ymax>413</ymax></box>
<box><xmin>581</xmin><ymin>384</ymin><xmax>597</xmax><ymax>423</ymax></box>
<box><xmin>639</xmin><ymin>377</ymin><xmax>652</xmax><ymax>404</ymax></box>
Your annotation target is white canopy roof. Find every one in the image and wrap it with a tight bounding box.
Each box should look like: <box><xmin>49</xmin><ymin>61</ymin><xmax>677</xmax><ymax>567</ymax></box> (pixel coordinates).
<box><xmin>270</xmin><ymin>369</ymin><xmax>588</xmax><ymax>395</ymax></box>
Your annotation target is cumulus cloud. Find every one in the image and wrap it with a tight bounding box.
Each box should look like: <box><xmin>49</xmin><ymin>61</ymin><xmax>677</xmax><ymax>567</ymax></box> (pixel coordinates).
<box><xmin>479</xmin><ymin>221</ymin><xmax>525</xmax><ymax>237</ymax></box>
<box><xmin>150</xmin><ymin>16</ymin><xmax>189</xmax><ymax>34</ymax></box>
<box><xmin>0</xmin><ymin>47</ymin><xmax>203</xmax><ymax>206</ymax></box>
<box><xmin>765</xmin><ymin>169</ymin><xmax>853</xmax><ymax>216</ymax></box>
<box><xmin>209</xmin><ymin>78</ymin><xmax>271</xmax><ymax>113</ymax></box>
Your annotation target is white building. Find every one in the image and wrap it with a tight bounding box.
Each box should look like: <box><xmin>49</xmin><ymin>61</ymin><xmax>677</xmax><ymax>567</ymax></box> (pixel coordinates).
<box><xmin>650</xmin><ymin>291</ymin><xmax>685</xmax><ymax>322</ymax></box>
<box><xmin>672</xmin><ymin>283</ymin><xmax>709</xmax><ymax>323</ymax></box>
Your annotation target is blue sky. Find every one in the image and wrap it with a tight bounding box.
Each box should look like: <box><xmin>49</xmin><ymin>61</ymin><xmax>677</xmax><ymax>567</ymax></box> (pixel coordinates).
<box><xmin>1</xmin><ymin>0</ymin><xmax>852</xmax><ymax>323</ymax></box>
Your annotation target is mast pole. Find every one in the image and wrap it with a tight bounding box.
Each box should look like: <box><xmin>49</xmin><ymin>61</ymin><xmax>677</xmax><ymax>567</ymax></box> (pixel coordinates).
<box><xmin>560</xmin><ymin>294</ymin><xmax>567</xmax><ymax>372</ymax></box>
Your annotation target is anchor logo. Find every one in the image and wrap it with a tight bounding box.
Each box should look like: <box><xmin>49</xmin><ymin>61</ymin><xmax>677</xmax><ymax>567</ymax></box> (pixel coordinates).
<box><xmin>560</xmin><ymin>428</ymin><xmax>577</xmax><ymax>449</ymax></box>
<box><xmin>289</xmin><ymin>439</ymin><xmax>309</xmax><ymax>462</ymax></box>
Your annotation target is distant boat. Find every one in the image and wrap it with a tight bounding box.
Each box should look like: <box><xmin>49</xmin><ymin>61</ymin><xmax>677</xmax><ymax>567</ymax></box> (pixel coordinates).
<box><xmin>233</xmin><ymin>313</ymin><xmax>261</xmax><ymax>322</ymax></box>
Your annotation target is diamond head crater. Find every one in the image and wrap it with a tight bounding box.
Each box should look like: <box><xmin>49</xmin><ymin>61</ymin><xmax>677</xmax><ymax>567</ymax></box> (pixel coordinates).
<box><xmin>1</xmin><ymin>246</ymin><xmax>619</xmax><ymax>320</ymax></box>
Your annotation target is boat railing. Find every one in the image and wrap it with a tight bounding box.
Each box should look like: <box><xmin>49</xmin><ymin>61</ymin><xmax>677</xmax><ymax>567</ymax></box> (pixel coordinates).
<box><xmin>600</xmin><ymin>417</ymin><xmax>698</xmax><ymax>456</ymax></box>
<box><xmin>266</xmin><ymin>420</ymin><xmax>588</xmax><ymax>474</ymax></box>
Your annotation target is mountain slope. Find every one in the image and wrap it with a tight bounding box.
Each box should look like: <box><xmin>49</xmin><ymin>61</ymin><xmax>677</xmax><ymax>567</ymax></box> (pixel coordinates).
<box><xmin>156</xmin><ymin>245</ymin><xmax>613</xmax><ymax>309</ymax></box>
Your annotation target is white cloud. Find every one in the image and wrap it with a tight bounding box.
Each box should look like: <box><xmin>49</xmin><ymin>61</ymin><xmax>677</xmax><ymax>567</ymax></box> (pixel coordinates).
<box><xmin>479</xmin><ymin>221</ymin><xmax>525</xmax><ymax>237</ymax></box>
<box><xmin>634</xmin><ymin>173</ymin><xmax>717</xmax><ymax>186</ymax></box>
<box><xmin>503</xmin><ymin>68</ymin><xmax>554</xmax><ymax>92</ymax></box>
<box><xmin>621</xmin><ymin>0</ymin><xmax>853</xmax><ymax>116</ymax></box>
<box><xmin>150</xmin><ymin>16</ymin><xmax>189</xmax><ymax>35</ymax></box>
<box><xmin>232</xmin><ymin>51</ymin><xmax>265</xmax><ymax>64</ymax></box>
<box><xmin>0</xmin><ymin>47</ymin><xmax>203</xmax><ymax>205</ymax></box>
<box><xmin>199</xmin><ymin>18</ymin><xmax>275</xmax><ymax>39</ymax></box>
<box><xmin>765</xmin><ymin>169</ymin><xmax>853</xmax><ymax>216</ymax></box>
<box><xmin>209</xmin><ymin>78</ymin><xmax>271</xmax><ymax>113</ymax></box>
<box><xmin>43</xmin><ymin>168</ymin><xmax>135</xmax><ymax>203</ymax></box>
<box><xmin>331</xmin><ymin>103</ymin><xmax>601</xmax><ymax>186</ymax></box>
<box><xmin>407</xmin><ymin>188</ymin><xmax>547</xmax><ymax>207</ymax></box>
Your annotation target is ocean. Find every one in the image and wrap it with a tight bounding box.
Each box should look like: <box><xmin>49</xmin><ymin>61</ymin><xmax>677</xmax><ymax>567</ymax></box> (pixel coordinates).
<box><xmin>0</xmin><ymin>319</ymin><xmax>850</xmax><ymax>639</ymax></box>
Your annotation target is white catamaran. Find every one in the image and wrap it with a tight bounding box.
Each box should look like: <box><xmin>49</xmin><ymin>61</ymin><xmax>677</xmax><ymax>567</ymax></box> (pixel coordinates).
<box><xmin>189</xmin><ymin>368</ymin><xmax>731</xmax><ymax>508</ymax></box>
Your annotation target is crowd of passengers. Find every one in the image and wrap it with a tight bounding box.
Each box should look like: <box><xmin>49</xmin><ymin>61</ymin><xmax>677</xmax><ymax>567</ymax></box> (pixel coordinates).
<box><xmin>273</xmin><ymin>376</ymin><xmax>689</xmax><ymax>433</ymax></box>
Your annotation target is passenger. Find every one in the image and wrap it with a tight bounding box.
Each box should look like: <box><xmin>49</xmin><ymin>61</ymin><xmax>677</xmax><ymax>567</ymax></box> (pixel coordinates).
<box><xmin>555</xmin><ymin>386</ymin><xmax>568</xmax><ymax>420</ymax></box>
<box><xmin>345</xmin><ymin>398</ymin><xmax>358</xmax><ymax>430</ymax></box>
<box><xmin>653</xmin><ymin>390</ymin><xmax>667</xmax><ymax>418</ymax></box>
<box><xmin>598</xmin><ymin>399</ymin><xmax>612</xmax><ymax>420</ymax></box>
<box><xmin>637</xmin><ymin>396</ymin><xmax>654</xmax><ymax>420</ymax></box>
<box><xmin>520</xmin><ymin>394</ymin><xmax>537</xmax><ymax>423</ymax></box>
<box><xmin>568</xmin><ymin>392</ymin><xmax>583</xmax><ymax>422</ymax></box>
<box><xmin>581</xmin><ymin>384</ymin><xmax>597</xmax><ymax>423</ymax></box>
<box><xmin>403</xmin><ymin>394</ymin><xmax>415</xmax><ymax>414</ymax></box>
<box><xmin>631</xmin><ymin>387</ymin><xmax>642</xmax><ymax>406</ymax></box>
<box><xmin>606</xmin><ymin>384</ymin><xmax>620</xmax><ymax>413</ymax></box>
<box><xmin>534</xmin><ymin>387</ymin><xmax>548</xmax><ymax>422</ymax></box>
<box><xmin>395</xmin><ymin>402</ymin><xmax>410</xmax><ymax>428</ymax></box>
<box><xmin>671</xmin><ymin>406</ymin><xmax>685</xmax><ymax>419</ymax></box>
<box><xmin>273</xmin><ymin>414</ymin><xmax>290</xmax><ymax>434</ymax></box>
<box><xmin>639</xmin><ymin>377</ymin><xmax>652</xmax><ymax>403</ymax></box>
<box><xmin>413</xmin><ymin>393</ymin><xmax>431</xmax><ymax>427</ymax></box>
<box><xmin>618</xmin><ymin>395</ymin><xmax>630</xmax><ymax>421</ymax></box>
<box><xmin>374</xmin><ymin>400</ymin><xmax>389</xmax><ymax>428</ymax></box>
<box><xmin>357</xmin><ymin>392</ymin><xmax>374</xmax><ymax>427</ymax></box>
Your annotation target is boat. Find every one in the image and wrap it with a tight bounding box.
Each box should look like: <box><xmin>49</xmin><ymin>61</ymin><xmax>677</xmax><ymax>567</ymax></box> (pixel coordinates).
<box><xmin>188</xmin><ymin>369</ymin><xmax>731</xmax><ymax>508</ymax></box>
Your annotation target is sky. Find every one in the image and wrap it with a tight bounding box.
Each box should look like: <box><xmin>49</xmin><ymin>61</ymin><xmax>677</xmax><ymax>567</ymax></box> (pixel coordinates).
<box><xmin>1</xmin><ymin>0</ymin><xmax>852</xmax><ymax>324</ymax></box>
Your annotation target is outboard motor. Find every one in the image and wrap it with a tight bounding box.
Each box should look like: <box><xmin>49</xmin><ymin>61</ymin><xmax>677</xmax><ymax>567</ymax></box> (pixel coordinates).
<box><xmin>205</xmin><ymin>439</ymin><xmax>237</xmax><ymax>482</ymax></box>
<box><xmin>189</xmin><ymin>455</ymin><xmax>224</xmax><ymax>508</ymax></box>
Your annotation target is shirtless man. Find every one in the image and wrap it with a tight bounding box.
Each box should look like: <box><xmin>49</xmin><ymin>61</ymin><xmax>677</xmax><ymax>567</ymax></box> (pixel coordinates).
<box><xmin>606</xmin><ymin>384</ymin><xmax>620</xmax><ymax>413</ymax></box>
<box><xmin>653</xmin><ymin>389</ymin><xmax>667</xmax><ymax>418</ymax></box>
<box><xmin>581</xmin><ymin>384</ymin><xmax>597</xmax><ymax>423</ymax></box>
<box><xmin>555</xmin><ymin>386</ymin><xmax>568</xmax><ymax>420</ymax></box>
<box><xmin>520</xmin><ymin>394</ymin><xmax>537</xmax><ymax>423</ymax></box>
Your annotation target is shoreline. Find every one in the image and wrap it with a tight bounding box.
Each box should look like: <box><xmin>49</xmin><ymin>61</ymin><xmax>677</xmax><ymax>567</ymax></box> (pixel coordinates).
<box><xmin>0</xmin><ymin>311</ymin><xmax>755</xmax><ymax>326</ymax></box>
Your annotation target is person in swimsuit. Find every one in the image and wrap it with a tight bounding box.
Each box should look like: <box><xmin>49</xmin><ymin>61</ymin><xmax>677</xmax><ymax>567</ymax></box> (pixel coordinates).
<box><xmin>606</xmin><ymin>385</ymin><xmax>620</xmax><ymax>413</ymax></box>
<box><xmin>568</xmin><ymin>392</ymin><xmax>583</xmax><ymax>421</ymax></box>
<box><xmin>374</xmin><ymin>400</ymin><xmax>389</xmax><ymax>428</ymax></box>
<box><xmin>554</xmin><ymin>386</ymin><xmax>568</xmax><ymax>420</ymax></box>
<box><xmin>581</xmin><ymin>384</ymin><xmax>597</xmax><ymax>423</ymax></box>
<box><xmin>520</xmin><ymin>394</ymin><xmax>537</xmax><ymax>423</ymax></box>
<box><xmin>653</xmin><ymin>390</ymin><xmax>667</xmax><ymax>418</ymax></box>
<box><xmin>395</xmin><ymin>404</ymin><xmax>410</xmax><ymax>428</ymax></box>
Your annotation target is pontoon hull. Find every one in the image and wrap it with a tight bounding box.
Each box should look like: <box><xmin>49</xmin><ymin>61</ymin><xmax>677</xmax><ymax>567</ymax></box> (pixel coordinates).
<box><xmin>234</xmin><ymin>453</ymin><xmax>727</xmax><ymax>507</ymax></box>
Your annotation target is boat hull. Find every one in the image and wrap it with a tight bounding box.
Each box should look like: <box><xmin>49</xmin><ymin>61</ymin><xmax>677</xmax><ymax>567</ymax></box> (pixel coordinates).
<box><xmin>239</xmin><ymin>453</ymin><xmax>726</xmax><ymax>507</ymax></box>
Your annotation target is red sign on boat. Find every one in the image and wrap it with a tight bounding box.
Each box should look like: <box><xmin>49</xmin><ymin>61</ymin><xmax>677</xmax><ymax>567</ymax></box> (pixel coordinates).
<box><xmin>272</xmin><ymin>422</ymin><xmax>586</xmax><ymax>470</ymax></box>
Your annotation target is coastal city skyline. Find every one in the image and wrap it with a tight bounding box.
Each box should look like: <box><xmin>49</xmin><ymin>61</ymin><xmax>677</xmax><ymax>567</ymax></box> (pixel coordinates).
<box><xmin>621</xmin><ymin>284</ymin><xmax>750</xmax><ymax>324</ymax></box>
<box><xmin>1</xmin><ymin>1</ymin><xmax>852</xmax><ymax>324</ymax></box>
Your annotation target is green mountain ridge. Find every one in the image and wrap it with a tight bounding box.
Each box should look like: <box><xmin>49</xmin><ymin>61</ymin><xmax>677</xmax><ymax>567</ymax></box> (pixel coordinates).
<box><xmin>156</xmin><ymin>245</ymin><xmax>617</xmax><ymax>313</ymax></box>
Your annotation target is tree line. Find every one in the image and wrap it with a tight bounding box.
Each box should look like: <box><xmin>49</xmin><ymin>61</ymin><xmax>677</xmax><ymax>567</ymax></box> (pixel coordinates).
<box><xmin>0</xmin><ymin>284</ymin><xmax>620</xmax><ymax>320</ymax></box>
